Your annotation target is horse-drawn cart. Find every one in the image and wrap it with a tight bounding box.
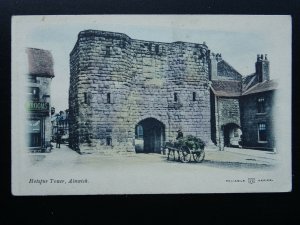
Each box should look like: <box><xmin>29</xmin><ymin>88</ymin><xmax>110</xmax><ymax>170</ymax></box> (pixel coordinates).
<box><xmin>164</xmin><ymin>135</ymin><xmax>205</xmax><ymax>163</ymax></box>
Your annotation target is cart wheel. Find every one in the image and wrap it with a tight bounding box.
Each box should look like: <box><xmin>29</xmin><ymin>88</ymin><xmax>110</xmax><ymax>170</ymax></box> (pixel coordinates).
<box><xmin>167</xmin><ymin>149</ymin><xmax>175</xmax><ymax>161</ymax></box>
<box><xmin>180</xmin><ymin>145</ymin><xmax>191</xmax><ymax>163</ymax></box>
<box><xmin>193</xmin><ymin>149</ymin><xmax>205</xmax><ymax>163</ymax></box>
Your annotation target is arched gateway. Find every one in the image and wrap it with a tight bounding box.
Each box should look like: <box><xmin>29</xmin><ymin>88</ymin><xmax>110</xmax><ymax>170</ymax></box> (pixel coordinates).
<box><xmin>223</xmin><ymin>123</ymin><xmax>242</xmax><ymax>147</ymax></box>
<box><xmin>135</xmin><ymin>118</ymin><xmax>165</xmax><ymax>153</ymax></box>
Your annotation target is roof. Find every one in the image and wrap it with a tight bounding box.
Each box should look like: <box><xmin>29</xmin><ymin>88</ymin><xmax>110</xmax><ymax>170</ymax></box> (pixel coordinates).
<box><xmin>242</xmin><ymin>79</ymin><xmax>278</xmax><ymax>96</ymax></box>
<box><xmin>217</xmin><ymin>60</ymin><xmax>242</xmax><ymax>80</ymax></box>
<box><xmin>242</xmin><ymin>73</ymin><xmax>258</xmax><ymax>92</ymax></box>
<box><xmin>26</xmin><ymin>48</ymin><xmax>54</xmax><ymax>78</ymax></box>
<box><xmin>210</xmin><ymin>80</ymin><xmax>242</xmax><ymax>97</ymax></box>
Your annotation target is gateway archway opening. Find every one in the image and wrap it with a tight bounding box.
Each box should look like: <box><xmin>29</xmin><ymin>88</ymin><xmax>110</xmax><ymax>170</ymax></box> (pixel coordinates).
<box><xmin>223</xmin><ymin>123</ymin><xmax>242</xmax><ymax>147</ymax></box>
<box><xmin>135</xmin><ymin>118</ymin><xmax>165</xmax><ymax>153</ymax></box>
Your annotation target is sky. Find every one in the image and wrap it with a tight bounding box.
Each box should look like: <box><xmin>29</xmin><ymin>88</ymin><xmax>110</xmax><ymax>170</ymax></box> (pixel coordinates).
<box><xmin>12</xmin><ymin>15</ymin><xmax>291</xmax><ymax>112</ymax></box>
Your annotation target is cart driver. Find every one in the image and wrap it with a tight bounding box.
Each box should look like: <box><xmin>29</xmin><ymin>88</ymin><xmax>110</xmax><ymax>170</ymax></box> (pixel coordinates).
<box><xmin>176</xmin><ymin>129</ymin><xmax>183</xmax><ymax>140</ymax></box>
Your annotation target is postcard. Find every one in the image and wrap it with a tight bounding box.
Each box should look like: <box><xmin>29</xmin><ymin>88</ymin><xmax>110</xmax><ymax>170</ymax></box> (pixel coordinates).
<box><xmin>11</xmin><ymin>15</ymin><xmax>292</xmax><ymax>195</ymax></box>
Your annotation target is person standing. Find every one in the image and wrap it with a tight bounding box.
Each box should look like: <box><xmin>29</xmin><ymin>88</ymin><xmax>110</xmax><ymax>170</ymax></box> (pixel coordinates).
<box><xmin>56</xmin><ymin>130</ymin><xmax>62</xmax><ymax>148</ymax></box>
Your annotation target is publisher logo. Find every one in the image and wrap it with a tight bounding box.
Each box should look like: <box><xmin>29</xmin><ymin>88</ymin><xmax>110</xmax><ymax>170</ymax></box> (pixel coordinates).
<box><xmin>248</xmin><ymin>178</ymin><xmax>256</xmax><ymax>184</ymax></box>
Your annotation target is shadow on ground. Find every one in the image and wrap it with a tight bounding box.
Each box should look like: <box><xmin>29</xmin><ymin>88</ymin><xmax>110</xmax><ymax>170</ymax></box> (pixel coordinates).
<box><xmin>201</xmin><ymin>160</ymin><xmax>274</xmax><ymax>169</ymax></box>
<box><xmin>164</xmin><ymin>158</ymin><xmax>275</xmax><ymax>170</ymax></box>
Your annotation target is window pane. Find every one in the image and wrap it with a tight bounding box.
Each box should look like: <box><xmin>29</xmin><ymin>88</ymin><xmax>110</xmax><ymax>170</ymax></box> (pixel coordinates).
<box><xmin>137</xmin><ymin>125</ymin><xmax>143</xmax><ymax>138</ymax></box>
<box><xmin>258</xmin><ymin>123</ymin><xmax>267</xmax><ymax>141</ymax></box>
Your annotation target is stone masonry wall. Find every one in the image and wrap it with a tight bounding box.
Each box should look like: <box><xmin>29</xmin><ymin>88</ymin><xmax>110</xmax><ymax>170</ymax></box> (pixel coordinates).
<box><xmin>214</xmin><ymin>97</ymin><xmax>241</xmax><ymax>148</ymax></box>
<box><xmin>69</xmin><ymin>30</ymin><xmax>211</xmax><ymax>152</ymax></box>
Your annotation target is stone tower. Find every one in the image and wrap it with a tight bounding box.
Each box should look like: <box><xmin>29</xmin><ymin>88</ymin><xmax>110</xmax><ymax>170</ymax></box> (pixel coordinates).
<box><xmin>69</xmin><ymin>30</ymin><xmax>212</xmax><ymax>153</ymax></box>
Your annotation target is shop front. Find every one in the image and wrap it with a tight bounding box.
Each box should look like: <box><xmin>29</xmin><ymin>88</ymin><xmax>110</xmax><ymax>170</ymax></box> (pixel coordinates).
<box><xmin>27</xmin><ymin>101</ymin><xmax>50</xmax><ymax>152</ymax></box>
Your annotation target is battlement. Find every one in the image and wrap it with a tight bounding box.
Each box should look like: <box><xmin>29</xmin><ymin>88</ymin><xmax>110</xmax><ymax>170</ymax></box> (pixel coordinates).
<box><xmin>74</xmin><ymin>29</ymin><xmax>210</xmax><ymax>52</ymax></box>
<box><xmin>78</xmin><ymin>29</ymin><xmax>132</xmax><ymax>42</ymax></box>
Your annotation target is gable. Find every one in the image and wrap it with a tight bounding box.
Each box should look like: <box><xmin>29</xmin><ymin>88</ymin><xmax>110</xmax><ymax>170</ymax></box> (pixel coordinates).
<box><xmin>217</xmin><ymin>60</ymin><xmax>242</xmax><ymax>81</ymax></box>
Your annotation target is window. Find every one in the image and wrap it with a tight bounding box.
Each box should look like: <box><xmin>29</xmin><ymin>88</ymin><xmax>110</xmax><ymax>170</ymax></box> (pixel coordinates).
<box><xmin>148</xmin><ymin>43</ymin><xmax>152</xmax><ymax>52</ymax></box>
<box><xmin>106</xmin><ymin>46</ymin><xmax>111</xmax><ymax>56</ymax></box>
<box><xmin>258</xmin><ymin>123</ymin><xmax>267</xmax><ymax>142</ymax></box>
<box><xmin>193</xmin><ymin>92</ymin><xmax>196</xmax><ymax>101</ymax></box>
<box><xmin>257</xmin><ymin>97</ymin><xmax>265</xmax><ymax>113</ymax></box>
<box><xmin>28</xmin><ymin>87</ymin><xmax>39</xmax><ymax>101</ymax></box>
<box><xmin>107</xmin><ymin>93</ymin><xmax>111</xmax><ymax>104</ymax></box>
<box><xmin>106</xmin><ymin>137</ymin><xmax>112</xmax><ymax>146</ymax></box>
<box><xmin>137</xmin><ymin>125</ymin><xmax>143</xmax><ymax>138</ymax></box>
<box><xmin>155</xmin><ymin>45</ymin><xmax>159</xmax><ymax>54</ymax></box>
<box><xmin>84</xmin><ymin>92</ymin><xmax>88</xmax><ymax>104</ymax></box>
<box><xmin>174</xmin><ymin>93</ymin><xmax>178</xmax><ymax>102</ymax></box>
<box><xmin>28</xmin><ymin>75</ymin><xmax>37</xmax><ymax>83</ymax></box>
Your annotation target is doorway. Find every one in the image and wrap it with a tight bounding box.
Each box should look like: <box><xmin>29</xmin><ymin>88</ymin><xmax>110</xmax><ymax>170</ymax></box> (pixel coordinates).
<box><xmin>135</xmin><ymin>118</ymin><xmax>165</xmax><ymax>153</ymax></box>
<box><xmin>223</xmin><ymin>123</ymin><xmax>241</xmax><ymax>147</ymax></box>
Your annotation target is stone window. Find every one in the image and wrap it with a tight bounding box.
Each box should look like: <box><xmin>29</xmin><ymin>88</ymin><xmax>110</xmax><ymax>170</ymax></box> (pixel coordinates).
<box><xmin>155</xmin><ymin>45</ymin><xmax>159</xmax><ymax>54</ymax></box>
<box><xmin>106</xmin><ymin>137</ymin><xmax>112</xmax><ymax>146</ymax></box>
<box><xmin>107</xmin><ymin>93</ymin><xmax>111</xmax><ymax>104</ymax></box>
<box><xmin>257</xmin><ymin>97</ymin><xmax>265</xmax><ymax>113</ymax></box>
<box><xmin>148</xmin><ymin>43</ymin><xmax>152</xmax><ymax>52</ymax></box>
<box><xmin>84</xmin><ymin>92</ymin><xmax>91</xmax><ymax>105</ymax></box>
<box><xmin>84</xmin><ymin>92</ymin><xmax>88</xmax><ymax>104</ymax></box>
<box><xmin>258</xmin><ymin>123</ymin><xmax>267</xmax><ymax>142</ymax></box>
<box><xmin>174</xmin><ymin>93</ymin><xmax>178</xmax><ymax>102</ymax></box>
<box><xmin>193</xmin><ymin>92</ymin><xmax>196</xmax><ymax>101</ymax></box>
<box><xmin>105</xmin><ymin>46</ymin><xmax>111</xmax><ymax>56</ymax></box>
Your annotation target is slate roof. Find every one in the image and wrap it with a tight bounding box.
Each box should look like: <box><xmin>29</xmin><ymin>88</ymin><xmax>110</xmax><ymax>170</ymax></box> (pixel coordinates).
<box><xmin>242</xmin><ymin>79</ymin><xmax>278</xmax><ymax>96</ymax></box>
<box><xmin>26</xmin><ymin>48</ymin><xmax>54</xmax><ymax>77</ymax></box>
<box><xmin>217</xmin><ymin>60</ymin><xmax>243</xmax><ymax>80</ymax></box>
<box><xmin>210</xmin><ymin>80</ymin><xmax>242</xmax><ymax>97</ymax></box>
<box><xmin>242</xmin><ymin>73</ymin><xmax>258</xmax><ymax>92</ymax></box>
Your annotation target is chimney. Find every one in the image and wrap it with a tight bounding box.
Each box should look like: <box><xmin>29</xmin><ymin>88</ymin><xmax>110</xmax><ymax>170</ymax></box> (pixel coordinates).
<box><xmin>209</xmin><ymin>53</ymin><xmax>217</xmax><ymax>80</ymax></box>
<box><xmin>255</xmin><ymin>54</ymin><xmax>269</xmax><ymax>82</ymax></box>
